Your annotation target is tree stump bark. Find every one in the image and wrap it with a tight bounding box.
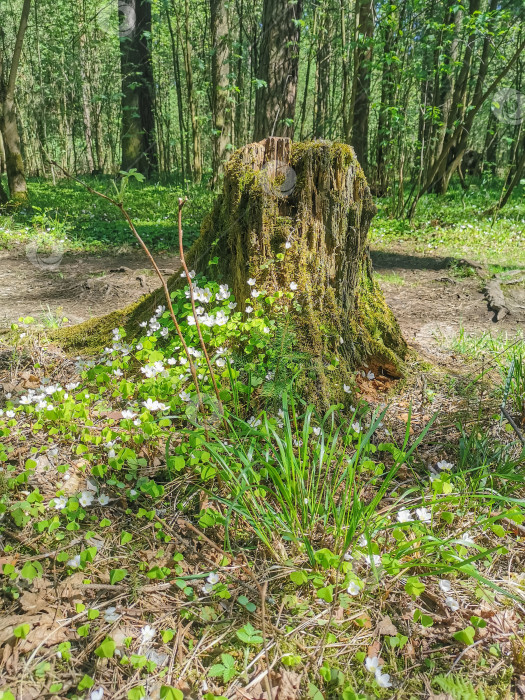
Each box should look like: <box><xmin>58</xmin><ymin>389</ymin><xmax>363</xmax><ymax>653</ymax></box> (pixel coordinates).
<box><xmin>186</xmin><ymin>137</ymin><xmax>407</xmax><ymax>401</ymax></box>
<box><xmin>57</xmin><ymin>138</ymin><xmax>406</xmax><ymax>403</ymax></box>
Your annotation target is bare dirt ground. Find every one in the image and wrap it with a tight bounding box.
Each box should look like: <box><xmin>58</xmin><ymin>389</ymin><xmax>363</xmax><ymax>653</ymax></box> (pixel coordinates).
<box><xmin>0</xmin><ymin>249</ymin><xmax>181</xmax><ymax>327</ymax></box>
<box><xmin>371</xmin><ymin>244</ymin><xmax>525</xmax><ymax>362</ymax></box>
<box><xmin>0</xmin><ymin>243</ymin><xmax>523</xmax><ymax>356</ymax></box>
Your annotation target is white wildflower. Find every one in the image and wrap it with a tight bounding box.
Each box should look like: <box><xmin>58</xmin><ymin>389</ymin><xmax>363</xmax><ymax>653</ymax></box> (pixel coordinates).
<box><xmin>104</xmin><ymin>607</ymin><xmax>120</xmax><ymax>623</ymax></box>
<box><xmin>365</xmin><ymin>656</ymin><xmax>381</xmax><ymax>673</ymax></box>
<box><xmin>397</xmin><ymin>508</ymin><xmax>413</xmax><ymax>523</ymax></box>
<box><xmin>445</xmin><ymin>597</ymin><xmax>460</xmax><ymax>612</ymax></box>
<box><xmin>79</xmin><ymin>491</ymin><xmax>94</xmax><ymax>507</ymax></box>
<box><xmin>375</xmin><ymin>670</ymin><xmax>392</xmax><ymax>688</ymax></box>
<box><xmin>140</xmin><ymin>625</ymin><xmax>156</xmax><ymax>643</ymax></box>
<box><xmin>416</xmin><ymin>507</ymin><xmax>432</xmax><ymax>523</ymax></box>
<box><xmin>364</xmin><ymin>554</ymin><xmax>381</xmax><ymax>567</ymax></box>
<box><xmin>54</xmin><ymin>495</ymin><xmax>67</xmax><ymax>510</ymax></box>
<box><xmin>347</xmin><ymin>581</ymin><xmax>361</xmax><ymax>596</ymax></box>
<box><xmin>457</xmin><ymin>531</ymin><xmax>475</xmax><ymax>547</ymax></box>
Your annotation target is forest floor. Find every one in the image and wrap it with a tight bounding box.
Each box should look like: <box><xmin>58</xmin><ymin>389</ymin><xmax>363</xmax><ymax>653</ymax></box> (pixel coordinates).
<box><xmin>1</xmin><ymin>241</ymin><xmax>524</xmax><ymax>368</ymax></box>
<box><xmin>1</xmin><ymin>179</ymin><xmax>525</xmax><ymax>700</ymax></box>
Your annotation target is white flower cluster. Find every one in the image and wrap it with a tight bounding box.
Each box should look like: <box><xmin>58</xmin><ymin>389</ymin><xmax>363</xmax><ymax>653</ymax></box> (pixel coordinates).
<box><xmin>202</xmin><ymin>571</ymin><xmax>220</xmax><ymax>594</ymax></box>
<box><xmin>142</xmin><ymin>398</ymin><xmax>167</xmax><ymax>412</ymax></box>
<box><xmin>139</xmin><ymin>308</ymin><xmax>166</xmax><ymax>337</ymax></box>
<box><xmin>185</xmin><ymin>282</ymin><xmax>212</xmax><ymax>304</ymax></box>
<box><xmin>216</xmin><ymin>284</ymin><xmax>230</xmax><ymax>302</ymax></box>
<box><xmin>438</xmin><ymin>578</ymin><xmax>460</xmax><ymax>611</ymax></box>
<box><xmin>140</xmin><ymin>361</ymin><xmax>167</xmax><ymax>379</ymax></box>
<box><xmin>365</xmin><ymin>656</ymin><xmax>392</xmax><ymax>688</ymax></box>
<box><xmin>187</xmin><ymin>309</ymin><xmax>228</xmax><ymax>327</ymax></box>
<box><xmin>397</xmin><ymin>507</ymin><xmax>432</xmax><ymax>524</ymax></box>
<box><xmin>14</xmin><ymin>382</ymin><xmax>70</xmax><ymax>412</ymax></box>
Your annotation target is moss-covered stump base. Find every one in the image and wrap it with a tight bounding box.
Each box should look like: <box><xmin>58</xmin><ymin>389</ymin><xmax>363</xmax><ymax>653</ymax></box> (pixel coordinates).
<box><xmin>55</xmin><ymin>138</ymin><xmax>406</xmax><ymax>405</ymax></box>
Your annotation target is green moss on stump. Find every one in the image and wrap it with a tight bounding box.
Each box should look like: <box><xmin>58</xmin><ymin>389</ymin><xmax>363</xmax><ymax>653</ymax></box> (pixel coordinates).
<box><xmin>55</xmin><ymin>138</ymin><xmax>407</xmax><ymax>404</ymax></box>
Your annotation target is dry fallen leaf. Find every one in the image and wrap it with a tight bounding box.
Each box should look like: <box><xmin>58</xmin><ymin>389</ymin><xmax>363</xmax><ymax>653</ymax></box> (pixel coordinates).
<box><xmin>367</xmin><ymin>639</ymin><xmax>381</xmax><ymax>658</ymax></box>
<box><xmin>376</xmin><ymin>614</ymin><xmax>397</xmax><ymax>636</ymax></box>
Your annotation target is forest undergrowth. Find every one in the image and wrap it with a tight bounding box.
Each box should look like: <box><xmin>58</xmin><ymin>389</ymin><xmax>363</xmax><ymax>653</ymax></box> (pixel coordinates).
<box><xmin>0</xmin><ymin>179</ymin><xmax>525</xmax><ymax>700</ymax></box>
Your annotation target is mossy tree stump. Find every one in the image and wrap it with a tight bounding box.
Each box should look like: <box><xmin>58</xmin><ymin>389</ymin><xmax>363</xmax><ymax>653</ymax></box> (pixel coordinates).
<box><xmin>58</xmin><ymin>138</ymin><xmax>406</xmax><ymax>403</ymax></box>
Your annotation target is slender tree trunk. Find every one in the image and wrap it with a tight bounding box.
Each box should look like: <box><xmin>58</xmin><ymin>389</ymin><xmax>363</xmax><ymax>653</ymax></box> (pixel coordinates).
<box><xmin>340</xmin><ymin>0</ymin><xmax>351</xmax><ymax>141</ymax></box>
<box><xmin>79</xmin><ymin>32</ymin><xmax>95</xmax><ymax>173</ymax></box>
<box><xmin>483</xmin><ymin>110</ymin><xmax>498</xmax><ymax>175</ymax></box>
<box><xmin>314</xmin><ymin>3</ymin><xmax>330</xmax><ymax>138</ymax></box>
<box><xmin>298</xmin><ymin>6</ymin><xmax>317</xmax><ymax>141</ymax></box>
<box><xmin>351</xmin><ymin>0</ymin><xmax>374</xmax><ymax>174</ymax></box>
<box><xmin>495</xmin><ymin>131</ymin><xmax>525</xmax><ymax>211</ymax></box>
<box><xmin>177</xmin><ymin>0</ymin><xmax>202</xmax><ymax>182</ymax></box>
<box><xmin>430</xmin><ymin>6</ymin><xmax>462</xmax><ymax>177</ymax></box>
<box><xmin>375</xmin><ymin>6</ymin><xmax>398</xmax><ymax>193</ymax></box>
<box><xmin>0</xmin><ymin>0</ymin><xmax>31</xmax><ymax>203</ymax></box>
<box><xmin>120</xmin><ymin>0</ymin><xmax>157</xmax><ymax>175</ymax></box>
<box><xmin>234</xmin><ymin>0</ymin><xmax>245</xmax><ymax>147</ymax></box>
<box><xmin>210</xmin><ymin>0</ymin><xmax>230</xmax><ymax>187</ymax></box>
<box><xmin>166</xmin><ymin>4</ymin><xmax>187</xmax><ymax>183</ymax></box>
<box><xmin>253</xmin><ymin>0</ymin><xmax>303</xmax><ymax>140</ymax></box>
<box><xmin>0</xmin><ymin>131</ymin><xmax>7</xmax><ymax>204</ymax></box>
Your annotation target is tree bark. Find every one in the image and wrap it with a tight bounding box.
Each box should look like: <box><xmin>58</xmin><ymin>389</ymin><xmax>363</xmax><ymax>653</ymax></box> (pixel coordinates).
<box><xmin>253</xmin><ymin>0</ymin><xmax>303</xmax><ymax>140</ymax></box>
<box><xmin>0</xmin><ymin>0</ymin><xmax>31</xmax><ymax>203</ymax></box>
<box><xmin>176</xmin><ymin>0</ymin><xmax>202</xmax><ymax>183</ymax></box>
<box><xmin>375</xmin><ymin>5</ymin><xmax>398</xmax><ymax>194</ymax></box>
<box><xmin>314</xmin><ymin>3</ymin><xmax>330</xmax><ymax>138</ymax></box>
<box><xmin>79</xmin><ymin>31</ymin><xmax>95</xmax><ymax>173</ymax></box>
<box><xmin>58</xmin><ymin>139</ymin><xmax>406</xmax><ymax>407</ymax></box>
<box><xmin>120</xmin><ymin>0</ymin><xmax>157</xmax><ymax>176</ymax></box>
<box><xmin>210</xmin><ymin>0</ymin><xmax>230</xmax><ymax>187</ymax></box>
<box><xmin>351</xmin><ymin>0</ymin><xmax>374</xmax><ymax>174</ymax></box>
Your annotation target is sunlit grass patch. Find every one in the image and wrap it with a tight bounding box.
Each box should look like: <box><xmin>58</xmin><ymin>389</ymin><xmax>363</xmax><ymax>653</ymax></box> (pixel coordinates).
<box><xmin>375</xmin><ymin>271</ymin><xmax>406</xmax><ymax>285</ymax></box>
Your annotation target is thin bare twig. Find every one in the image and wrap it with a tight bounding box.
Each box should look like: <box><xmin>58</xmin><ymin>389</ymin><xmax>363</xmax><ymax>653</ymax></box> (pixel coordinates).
<box><xmin>501</xmin><ymin>407</ymin><xmax>525</xmax><ymax>445</ymax></box>
<box><xmin>48</xmin><ymin>163</ymin><xmax>207</xmax><ymax>430</ymax></box>
<box><xmin>177</xmin><ymin>197</ymin><xmax>225</xmax><ymax>424</ymax></box>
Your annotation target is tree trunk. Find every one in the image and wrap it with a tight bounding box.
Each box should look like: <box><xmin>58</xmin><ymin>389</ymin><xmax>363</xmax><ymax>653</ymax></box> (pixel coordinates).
<box><xmin>177</xmin><ymin>0</ymin><xmax>202</xmax><ymax>183</ymax></box>
<box><xmin>0</xmin><ymin>0</ymin><xmax>31</xmax><ymax>203</ymax></box>
<box><xmin>314</xmin><ymin>3</ymin><xmax>330</xmax><ymax>138</ymax></box>
<box><xmin>375</xmin><ymin>5</ymin><xmax>398</xmax><ymax>194</ymax></box>
<box><xmin>120</xmin><ymin>0</ymin><xmax>157</xmax><ymax>176</ymax></box>
<box><xmin>57</xmin><ymin>139</ymin><xmax>406</xmax><ymax>406</ymax></box>
<box><xmin>253</xmin><ymin>0</ymin><xmax>303</xmax><ymax>140</ymax></box>
<box><xmin>165</xmin><ymin>3</ymin><xmax>187</xmax><ymax>183</ymax></box>
<box><xmin>210</xmin><ymin>0</ymin><xmax>230</xmax><ymax>187</ymax></box>
<box><xmin>79</xmin><ymin>31</ymin><xmax>95</xmax><ymax>174</ymax></box>
<box><xmin>351</xmin><ymin>0</ymin><xmax>374</xmax><ymax>174</ymax></box>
